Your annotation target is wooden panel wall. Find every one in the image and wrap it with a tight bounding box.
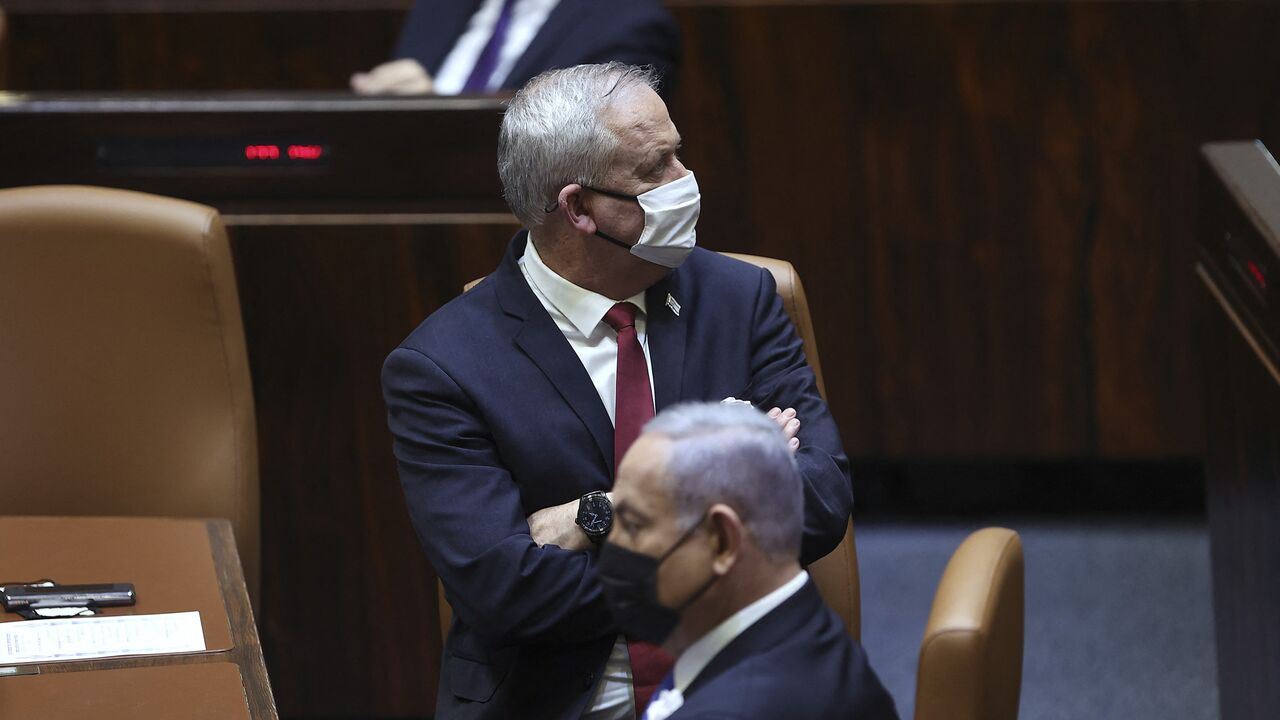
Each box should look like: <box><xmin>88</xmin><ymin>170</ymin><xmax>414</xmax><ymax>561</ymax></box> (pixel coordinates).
<box><xmin>666</xmin><ymin>2</ymin><xmax>1280</xmax><ymax>457</ymax></box>
<box><xmin>3</xmin><ymin>10</ymin><xmax>401</xmax><ymax>90</ymax></box>
<box><xmin>231</xmin><ymin>223</ymin><xmax>517</xmax><ymax>717</ymax></box>
<box><xmin>6</xmin><ymin>2</ymin><xmax>1280</xmax><ymax>717</ymax></box>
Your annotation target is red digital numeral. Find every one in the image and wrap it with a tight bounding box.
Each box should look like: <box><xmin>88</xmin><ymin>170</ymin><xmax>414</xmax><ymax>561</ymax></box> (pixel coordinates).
<box><xmin>287</xmin><ymin>145</ymin><xmax>323</xmax><ymax>161</ymax></box>
<box><xmin>245</xmin><ymin>144</ymin><xmax>280</xmax><ymax>160</ymax></box>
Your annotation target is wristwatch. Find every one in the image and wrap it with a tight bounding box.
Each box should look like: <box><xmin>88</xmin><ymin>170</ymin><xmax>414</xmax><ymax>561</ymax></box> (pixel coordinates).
<box><xmin>575</xmin><ymin>491</ymin><xmax>613</xmax><ymax>544</ymax></box>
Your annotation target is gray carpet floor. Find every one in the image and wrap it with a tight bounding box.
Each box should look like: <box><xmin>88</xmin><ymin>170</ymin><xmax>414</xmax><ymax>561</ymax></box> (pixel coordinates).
<box><xmin>855</xmin><ymin>519</ymin><xmax>1218</xmax><ymax>720</ymax></box>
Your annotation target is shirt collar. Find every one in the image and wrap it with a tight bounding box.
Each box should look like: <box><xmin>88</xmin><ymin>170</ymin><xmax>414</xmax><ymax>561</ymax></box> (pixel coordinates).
<box><xmin>521</xmin><ymin>236</ymin><xmax>647</xmax><ymax>337</ymax></box>
<box><xmin>673</xmin><ymin>569</ymin><xmax>809</xmax><ymax>692</ymax></box>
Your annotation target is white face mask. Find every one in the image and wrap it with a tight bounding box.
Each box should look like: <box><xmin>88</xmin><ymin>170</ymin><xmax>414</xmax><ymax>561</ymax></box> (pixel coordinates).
<box><xmin>585</xmin><ymin>171</ymin><xmax>701</xmax><ymax>269</ymax></box>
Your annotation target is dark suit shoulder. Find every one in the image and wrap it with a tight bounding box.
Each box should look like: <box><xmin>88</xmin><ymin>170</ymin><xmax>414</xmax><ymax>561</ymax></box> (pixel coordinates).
<box><xmin>677</xmin><ymin>584</ymin><xmax>898</xmax><ymax>720</ymax></box>
<box><xmin>394</xmin><ymin>276</ymin><xmax>508</xmax><ymax>361</ymax></box>
<box><xmin>680</xmin><ymin>248</ymin><xmax>771</xmax><ymax>297</ymax></box>
<box><xmin>678</xmin><ymin>627</ymin><xmax>875</xmax><ymax>719</ymax></box>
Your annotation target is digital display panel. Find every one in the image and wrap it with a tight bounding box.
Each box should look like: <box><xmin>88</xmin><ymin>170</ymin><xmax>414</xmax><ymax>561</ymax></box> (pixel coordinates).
<box><xmin>98</xmin><ymin>138</ymin><xmax>330</xmax><ymax>169</ymax></box>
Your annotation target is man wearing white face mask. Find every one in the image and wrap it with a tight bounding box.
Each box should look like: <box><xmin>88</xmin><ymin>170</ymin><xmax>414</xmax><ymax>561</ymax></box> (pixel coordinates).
<box><xmin>382</xmin><ymin>63</ymin><xmax>854</xmax><ymax>720</ymax></box>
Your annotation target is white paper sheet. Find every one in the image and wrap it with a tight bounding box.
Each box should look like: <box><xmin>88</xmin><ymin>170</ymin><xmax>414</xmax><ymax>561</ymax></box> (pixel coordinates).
<box><xmin>0</xmin><ymin>611</ymin><xmax>205</xmax><ymax>664</ymax></box>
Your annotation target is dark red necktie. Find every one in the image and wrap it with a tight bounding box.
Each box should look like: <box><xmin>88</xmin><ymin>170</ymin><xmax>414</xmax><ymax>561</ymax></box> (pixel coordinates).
<box><xmin>602</xmin><ymin>302</ymin><xmax>674</xmax><ymax>714</ymax></box>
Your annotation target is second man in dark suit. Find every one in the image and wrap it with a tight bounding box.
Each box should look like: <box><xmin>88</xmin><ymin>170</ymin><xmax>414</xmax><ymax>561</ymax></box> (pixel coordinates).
<box><xmin>603</xmin><ymin>401</ymin><xmax>898</xmax><ymax>720</ymax></box>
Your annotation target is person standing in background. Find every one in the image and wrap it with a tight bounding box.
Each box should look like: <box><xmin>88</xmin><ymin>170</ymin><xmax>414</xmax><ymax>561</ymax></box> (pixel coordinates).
<box><xmin>351</xmin><ymin>0</ymin><xmax>681</xmax><ymax>96</ymax></box>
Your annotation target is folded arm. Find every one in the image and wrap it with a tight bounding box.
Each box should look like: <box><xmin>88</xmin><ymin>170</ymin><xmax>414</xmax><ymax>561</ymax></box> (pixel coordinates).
<box><xmin>382</xmin><ymin>347</ymin><xmax>615</xmax><ymax>645</ymax></box>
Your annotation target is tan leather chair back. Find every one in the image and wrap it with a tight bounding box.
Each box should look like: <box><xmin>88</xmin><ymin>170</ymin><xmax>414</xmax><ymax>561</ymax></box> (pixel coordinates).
<box><xmin>720</xmin><ymin>253</ymin><xmax>855</xmax><ymax>638</ymax></box>
<box><xmin>450</xmin><ymin>252</ymin><xmax>860</xmax><ymax>640</ymax></box>
<box><xmin>915</xmin><ymin>528</ymin><xmax>1024</xmax><ymax>720</ymax></box>
<box><xmin>0</xmin><ymin>185</ymin><xmax>261</xmax><ymax>604</ymax></box>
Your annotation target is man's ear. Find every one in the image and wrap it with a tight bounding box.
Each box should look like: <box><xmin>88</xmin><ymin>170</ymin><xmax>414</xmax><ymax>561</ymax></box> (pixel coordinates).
<box><xmin>707</xmin><ymin>504</ymin><xmax>743</xmax><ymax>576</ymax></box>
<box><xmin>555</xmin><ymin>184</ymin><xmax>597</xmax><ymax>236</ymax></box>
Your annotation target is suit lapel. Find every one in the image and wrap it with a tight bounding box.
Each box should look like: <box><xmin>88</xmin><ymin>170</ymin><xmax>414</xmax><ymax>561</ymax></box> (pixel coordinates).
<box><xmin>495</xmin><ymin>233</ymin><xmax>615</xmax><ymax>471</ymax></box>
<box><xmin>646</xmin><ymin>269</ymin><xmax>688</xmax><ymax>413</ymax></box>
<box><xmin>685</xmin><ymin>580</ymin><xmax>822</xmax><ymax>699</ymax></box>
<box><xmin>504</xmin><ymin>0</ymin><xmax>586</xmax><ymax>88</ymax></box>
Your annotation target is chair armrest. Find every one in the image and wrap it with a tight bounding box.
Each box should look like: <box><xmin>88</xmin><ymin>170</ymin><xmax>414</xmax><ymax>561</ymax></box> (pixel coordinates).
<box><xmin>915</xmin><ymin>527</ymin><xmax>1024</xmax><ymax>720</ymax></box>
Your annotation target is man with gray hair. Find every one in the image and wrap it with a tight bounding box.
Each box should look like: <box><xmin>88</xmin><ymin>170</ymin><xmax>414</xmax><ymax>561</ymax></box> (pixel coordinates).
<box><xmin>383</xmin><ymin>62</ymin><xmax>854</xmax><ymax>719</ymax></box>
<box><xmin>600</xmin><ymin>402</ymin><xmax>897</xmax><ymax>719</ymax></box>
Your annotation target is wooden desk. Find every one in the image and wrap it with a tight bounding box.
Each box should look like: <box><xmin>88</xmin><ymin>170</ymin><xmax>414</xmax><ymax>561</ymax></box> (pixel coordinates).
<box><xmin>0</xmin><ymin>517</ymin><xmax>277</xmax><ymax>720</ymax></box>
<box><xmin>1198</xmin><ymin>141</ymin><xmax>1280</xmax><ymax>720</ymax></box>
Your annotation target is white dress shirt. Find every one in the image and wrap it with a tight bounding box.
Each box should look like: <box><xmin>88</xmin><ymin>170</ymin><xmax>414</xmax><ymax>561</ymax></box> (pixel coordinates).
<box><xmin>644</xmin><ymin>571</ymin><xmax>810</xmax><ymax>720</ymax></box>
<box><xmin>518</xmin><ymin>237</ymin><xmax>653</xmax><ymax>719</ymax></box>
<box><xmin>434</xmin><ymin>0</ymin><xmax>561</xmax><ymax>94</ymax></box>
<box><xmin>519</xmin><ymin>236</ymin><xmax>656</xmax><ymax>422</ymax></box>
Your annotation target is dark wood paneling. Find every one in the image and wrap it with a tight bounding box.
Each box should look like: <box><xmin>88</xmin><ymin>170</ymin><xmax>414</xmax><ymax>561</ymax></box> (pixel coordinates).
<box><xmin>4</xmin><ymin>11</ymin><xmax>402</xmax><ymax>91</ymax></box>
<box><xmin>231</xmin><ymin>223</ymin><xmax>517</xmax><ymax>717</ymax></box>
<box><xmin>666</xmin><ymin>1</ymin><xmax>1280</xmax><ymax>457</ymax></box>
<box><xmin>671</xmin><ymin>3</ymin><xmax>1100</xmax><ymax>455</ymax></box>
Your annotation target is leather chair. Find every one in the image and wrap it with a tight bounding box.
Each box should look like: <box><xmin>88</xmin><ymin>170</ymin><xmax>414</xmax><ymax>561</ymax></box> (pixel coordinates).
<box><xmin>0</xmin><ymin>185</ymin><xmax>261</xmax><ymax>605</ymax></box>
<box><xmin>916</xmin><ymin>527</ymin><xmax>1024</xmax><ymax>720</ymax></box>
<box><xmin>720</xmin><ymin>253</ymin><xmax>858</xmax><ymax>641</ymax></box>
<box><xmin>447</xmin><ymin>252</ymin><xmax>861</xmax><ymax>640</ymax></box>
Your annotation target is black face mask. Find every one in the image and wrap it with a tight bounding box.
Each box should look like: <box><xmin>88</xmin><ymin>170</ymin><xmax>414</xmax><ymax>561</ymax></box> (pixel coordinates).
<box><xmin>597</xmin><ymin>515</ymin><xmax>719</xmax><ymax>645</ymax></box>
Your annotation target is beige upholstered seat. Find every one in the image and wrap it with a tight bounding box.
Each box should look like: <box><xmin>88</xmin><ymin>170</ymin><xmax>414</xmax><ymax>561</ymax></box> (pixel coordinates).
<box><xmin>916</xmin><ymin>527</ymin><xmax>1025</xmax><ymax>720</ymax></box>
<box><xmin>0</xmin><ymin>185</ymin><xmax>261</xmax><ymax>604</ymax></box>
<box><xmin>451</xmin><ymin>252</ymin><xmax>861</xmax><ymax>640</ymax></box>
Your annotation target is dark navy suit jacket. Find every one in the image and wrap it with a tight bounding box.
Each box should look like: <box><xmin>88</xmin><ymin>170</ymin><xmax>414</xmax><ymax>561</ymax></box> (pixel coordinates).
<box><xmin>671</xmin><ymin>579</ymin><xmax>899</xmax><ymax>720</ymax></box>
<box><xmin>393</xmin><ymin>0</ymin><xmax>682</xmax><ymax>93</ymax></box>
<box><xmin>382</xmin><ymin>233</ymin><xmax>854</xmax><ymax>719</ymax></box>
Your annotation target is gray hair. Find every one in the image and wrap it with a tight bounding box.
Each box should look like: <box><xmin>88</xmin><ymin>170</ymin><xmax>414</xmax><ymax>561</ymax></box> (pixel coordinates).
<box><xmin>644</xmin><ymin>402</ymin><xmax>803</xmax><ymax>563</ymax></box>
<box><xmin>497</xmin><ymin>62</ymin><xmax>659</xmax><ymax>228</ymax></box>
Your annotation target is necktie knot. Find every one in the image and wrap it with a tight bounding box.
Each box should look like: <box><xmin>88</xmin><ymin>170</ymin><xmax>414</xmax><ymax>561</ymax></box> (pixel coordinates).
<box><xmin>604</xmin><ymin>302</ymin><xmax>639</xmax><ymax>333</ymax></box>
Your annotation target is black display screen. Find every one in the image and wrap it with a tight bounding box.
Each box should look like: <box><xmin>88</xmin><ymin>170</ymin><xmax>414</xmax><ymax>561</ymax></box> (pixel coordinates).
<box><xmin>97</xmin><ymin>137</ymin><xmax>330</xmax><ymax>169</ymax></box>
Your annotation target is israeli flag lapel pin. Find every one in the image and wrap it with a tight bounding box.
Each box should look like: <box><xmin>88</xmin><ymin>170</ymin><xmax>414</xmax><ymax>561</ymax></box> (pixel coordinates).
<box><xmin>665</xmin><ymin>293</ymin><xmax>681</xmax><ymax>316</ymax></box>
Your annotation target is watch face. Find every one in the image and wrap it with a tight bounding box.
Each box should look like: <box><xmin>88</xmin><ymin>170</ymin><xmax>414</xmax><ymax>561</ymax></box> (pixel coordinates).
<box><xmin>579</xmin><ymin>494</ymin><xmax>613</xmax><ymax>535</ymax></box>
